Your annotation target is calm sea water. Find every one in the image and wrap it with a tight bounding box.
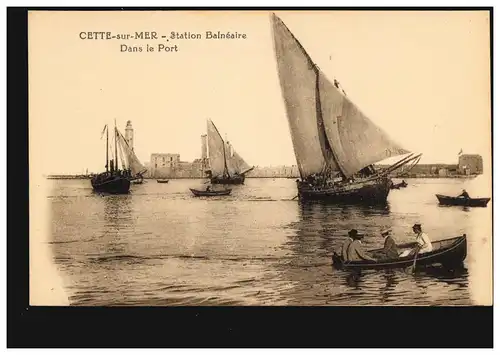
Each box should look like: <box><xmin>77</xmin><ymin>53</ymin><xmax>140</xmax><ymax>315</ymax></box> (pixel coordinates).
<box><xmin>48</xmin><ymin>177</ymin><xmax>492</xmax><ymax>306</ymax></box>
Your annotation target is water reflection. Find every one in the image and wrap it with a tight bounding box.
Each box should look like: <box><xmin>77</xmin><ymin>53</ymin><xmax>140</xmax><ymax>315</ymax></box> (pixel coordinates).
<box><xmin>276</xmin><ymin>200</ymin><xmax>471</xmax><ymax>305</ymax></box>
<box><xmin>90</xmin><ymin>194</ymin><xmax>135</xmax><ymax>260</ymax></box>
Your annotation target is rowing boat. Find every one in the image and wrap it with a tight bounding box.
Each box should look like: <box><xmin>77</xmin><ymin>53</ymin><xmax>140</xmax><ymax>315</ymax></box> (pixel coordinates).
<box><xmin>436</xmin><ymin>194</ymin><xmax>490</xmax><ymax>207</ymax></box>
<box><xmin>332</xmin><ymin>234</ymin><xmax>467</xmax><ymax>271</ymax></box>
<box><xmin>189</xmin><ymin>188</ymin><xmax>232</xmax><ymax>197</ymax></box>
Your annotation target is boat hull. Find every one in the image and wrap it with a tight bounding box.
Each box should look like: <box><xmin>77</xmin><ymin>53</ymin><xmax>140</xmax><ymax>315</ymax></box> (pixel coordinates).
<box><xmin>332</xmin><ymin>235</ymin><xmax>467</xmax><ymax>271</ymax></box>
<box><xmin>157</xmin><ymin>179</ymin><xmax>169</xmax><ymax>183</ymax></box>
<box><xmin>210</xmin><ymin>175</ymin><xmax>245</xmax><ymax>185</ymax></box>
<box><xmin>91</xmin><ymin>174</ymin><xmax>131</xmax><ymax>194</ymax></box>
<box><xmin>436</xmin><ymin>194</ymin><xmax>490</xmax><ymax>207</ymax></box>
<box><xmin>190</xmin><ymin>188</ymin><xmax>232</xmax><ymax>197</ymax></box>
<box><xmin>297</xmin><ymin>176</ymin><xmax>392</xmax><ymax>204</ymax></box>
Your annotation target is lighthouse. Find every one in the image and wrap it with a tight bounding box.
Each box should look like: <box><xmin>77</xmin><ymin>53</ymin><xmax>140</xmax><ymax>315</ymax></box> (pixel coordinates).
<box><xmin>125</xmin><ymin>120</ymin><xmax>134</xmax><ymax>150</ymax></box>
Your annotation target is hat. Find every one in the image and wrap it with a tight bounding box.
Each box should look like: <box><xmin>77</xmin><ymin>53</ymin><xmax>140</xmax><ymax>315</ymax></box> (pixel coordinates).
<box><xmin>348</xmin><ymin>229</ymin><xmax>364</xmax><ymax>239</ymax></box>
<box><xmin>412</xmin><ymin>223</ymin><xmax>422</xmax><ymax>229</ymax></box>
<box><xmin>380</xmin><ymin>227</ymin><xmax>392</xmax><ymax>235</ymax></box>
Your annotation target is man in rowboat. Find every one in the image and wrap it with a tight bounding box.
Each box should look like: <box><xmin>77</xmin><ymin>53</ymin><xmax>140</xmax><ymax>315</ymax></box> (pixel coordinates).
<box><xmin>457</xmin><ymin>189</ymin><xmax>470</xmax><ymax>199</ymax></box>
<box><xmin>342</xmin><ymin>229</ymin><xmax>377</xmax><ymax>263</ymax></box>
<box><xmin>380</xmin><ymin>228</ymin><xmax>399</xmax><ymax>259</ymax></box>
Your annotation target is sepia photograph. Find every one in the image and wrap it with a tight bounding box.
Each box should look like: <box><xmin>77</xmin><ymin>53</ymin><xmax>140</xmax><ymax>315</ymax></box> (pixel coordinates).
<box><xmin>27</xmin><ymin>8</ymin><xmax>492</xmax><ymax>310</ymax></box>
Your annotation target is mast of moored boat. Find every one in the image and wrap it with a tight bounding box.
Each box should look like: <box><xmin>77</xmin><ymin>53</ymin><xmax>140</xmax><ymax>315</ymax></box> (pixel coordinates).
<box><xmin>105</xmin><ymin>125</ymin><xmax>109</xmax><ymax>172</ymax></box>
<box><xmin>221</xmin><ymin>133</ymin><xmax>230</xmax><ymax>179</ymax></box>
<box><xmin>114</xmin><ymin>119</ymin><xmax>118</xmax><ymax>171</ymax></box>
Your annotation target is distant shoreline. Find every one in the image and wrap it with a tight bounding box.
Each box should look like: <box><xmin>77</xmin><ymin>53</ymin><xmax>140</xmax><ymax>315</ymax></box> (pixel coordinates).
<box><xmin>45</xmin><ymin>175</ymin><xmax>479</xmax><ymax>180</ymax></box>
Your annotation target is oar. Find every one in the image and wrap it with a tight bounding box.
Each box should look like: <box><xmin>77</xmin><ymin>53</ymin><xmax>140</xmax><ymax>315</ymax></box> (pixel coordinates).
<box><xmin>411</xmin><ymin>247</ymin><xmax>420</xmax><ymax>273</ymax></box>
<box><xmin>291</xmin><ymin>195</ymin><xmax>298</xmax><ymax>200</ymax></box>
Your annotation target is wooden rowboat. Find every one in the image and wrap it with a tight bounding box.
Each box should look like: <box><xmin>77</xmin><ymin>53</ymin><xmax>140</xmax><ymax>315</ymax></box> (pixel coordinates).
<box><xmin>157</xmin><ymin>179</ymin><xmax>169</xmax><ymax>184</ymax></box>
<box><xmin>332</xmin><ymin>234</ymin><xmax>467</xmax><ymax>271</ymax></box>
<box><xmin>190</xmin><ymin>188</ymin><xmax>232</xmax><ymax>197</ymax></box>
<box><xmin>436</xmin><ymin>194</ymin><xmax>490</xmax><ymax>207</ymax></box>
<box><xmin>390</xmin><ymin>181</ymin><xmax>408</xmax><ymax>190</ymax></box>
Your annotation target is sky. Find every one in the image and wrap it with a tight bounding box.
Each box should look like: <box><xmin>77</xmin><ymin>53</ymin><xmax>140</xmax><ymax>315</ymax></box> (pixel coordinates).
<box><xmin>28</xmin><ymin>10</ymin><xmax>491</xmax><ymax>175</ymax></box>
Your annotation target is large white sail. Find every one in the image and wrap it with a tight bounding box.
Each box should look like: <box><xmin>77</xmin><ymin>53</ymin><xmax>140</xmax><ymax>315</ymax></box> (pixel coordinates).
<box><xmin>116</xmin><ymin>129</ymin><xmax>147</xmax><ymax>176</ymax></box>
<box><xmin>271</xmin><ymin>13</ymin><xmax>410</xmax><ymax>179</ymax></box>
<box><xmin>206</xmin><ymin>119</ymin><xmax>227</xmax><ymax>178</ymax></box>
<box><xmin>271</xmin><ymin>13</ymin><xmax>339</xmax><ymax>178</ymax></box>
<box><xmin>318</xmin><ymin>70</ymin><xmax>410</xmax><ymax>178</ymax></box>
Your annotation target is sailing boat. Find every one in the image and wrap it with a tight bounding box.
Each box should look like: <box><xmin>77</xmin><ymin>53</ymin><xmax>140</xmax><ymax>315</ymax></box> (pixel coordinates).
<box><xmin>205</xmin><ymin>119</ymin><xmax>254</xmax><ymax>185</ymax></box>
<box><xmin>271</xmin><ymin>14</ymin><xmax>421</xmax><ymax>204</ymax></box>
<box><xmin>90</xmin><ymin>121</ymin><xmax>131</xmax><ymax>194</ymax></box>
<box><xmin>115</xmin><ymin>128</ymin><xmax>148</xmax><ymax>184</ymax></box>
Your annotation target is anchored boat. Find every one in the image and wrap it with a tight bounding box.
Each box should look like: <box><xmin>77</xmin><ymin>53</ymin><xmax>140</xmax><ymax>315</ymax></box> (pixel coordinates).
<box><xmin>91</xmin><ymin>122</ymin><xmax>131</xmax><ymax>194</ymax></box>
<box><xmin>205</xmin><ymin>119</ymin><xmax>254</xmax><ymax>185</ymax></box>
<box><xmin>271</xmin><ymin>14</ymin><xmax>420</xmax><ymax>204</ymax></box>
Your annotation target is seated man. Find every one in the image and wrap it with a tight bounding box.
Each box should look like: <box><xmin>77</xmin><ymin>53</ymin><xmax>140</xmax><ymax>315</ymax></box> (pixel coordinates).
<box><xmin>344</xmin><ymin>229</ymin><xmax>377</xmax><ymax>262</ymax></box>
<box><xmin>457</xmin><ymin>189</ymin><xmax>470</xmax><ymax>199</ymax></box>
<box><xmin>380</xmin><ymin>227</ymin><xmax>399</xmax><ymax>259</ymax></box>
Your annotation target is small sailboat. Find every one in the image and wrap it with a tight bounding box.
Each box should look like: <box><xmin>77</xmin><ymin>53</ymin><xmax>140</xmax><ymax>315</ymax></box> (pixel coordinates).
<box><xmin>91</xmin><ymin>122</ymin><xmax>131</xmax><ymax>194</ymax></box>
<box><xmin>271</xmin><ymin>14</ymin><xmax>421</xmax><ymax>204</ymax></box>
<box><xmin>205</xmin><ymin>119</ymin><xmax>254</xmax><ymax>185</ymax></box>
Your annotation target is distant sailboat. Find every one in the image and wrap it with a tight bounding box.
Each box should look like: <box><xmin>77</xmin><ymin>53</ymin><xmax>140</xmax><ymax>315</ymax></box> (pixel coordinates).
<box><xmin>205</xmin><ymin>119</ymin><xmax>254</xmax><ymax>185</ymax></box>
<box><xmin>90</xmin><ymin>121</ymin><xmax>131</xmax><ymax>194</ymax></box>
<box><xmin>271</xmin><ymin>13</ymin><xmax>421</xmax><ymax>203</ymax></box>
<box><xmin>116</xmin><ymin>128</ymin><xmax>147</xmax><ymax>184</ymax></box>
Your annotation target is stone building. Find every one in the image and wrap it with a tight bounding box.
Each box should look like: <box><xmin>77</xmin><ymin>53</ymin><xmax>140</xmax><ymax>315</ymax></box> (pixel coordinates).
<box><xmin>458</xmin><ymin>154</ymin><xmax>483</xmax><ymax>175</ymax></box>
<box><xmin>149</xmin><ymin>153</ymin><xmax>205</xmax><ymax>178</ymax></box>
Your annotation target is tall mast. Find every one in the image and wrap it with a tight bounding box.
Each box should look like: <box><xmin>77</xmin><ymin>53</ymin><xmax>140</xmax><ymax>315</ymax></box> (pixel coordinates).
<box><xmin>105</xmin><ymin>125</ymin><xmax>109</xmax><ymax>172</ymax></box>
<box><xmin>114</xmin><ymin>119</ymin><xmax>118</xmax><ymax>171</ymax></box>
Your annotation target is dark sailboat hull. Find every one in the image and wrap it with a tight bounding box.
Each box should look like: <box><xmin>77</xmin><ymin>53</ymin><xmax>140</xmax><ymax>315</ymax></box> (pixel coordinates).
<box><xmin>332</xmin><ymin>235</ymin><xmax>467</xmax><ymax>271</ymax></box>
<box><xmin>210</xmin><ymin>175</ymin><xmax>245</xmax><ymax>185</ymax></box>
<box><xmin>91</xmin><ymin>174</ymin><xmax>131</xmax><ymax>194</ymax></box>
<box><xmin>436</xmin><ymin>194</ymin><xmax>490</xmax><ymax>207</ymax></box>
<box><xmin>297</xmin><ymin>175</ymin><xmax>392</xmax><ymax>204</ymax></box>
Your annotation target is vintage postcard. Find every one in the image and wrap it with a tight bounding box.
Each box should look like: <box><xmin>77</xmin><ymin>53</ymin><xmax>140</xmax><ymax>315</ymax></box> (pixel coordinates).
<box><xmin>29</xmin><ymin>9</ymin><xmax>492</xmax><ymax>307</ymax></box>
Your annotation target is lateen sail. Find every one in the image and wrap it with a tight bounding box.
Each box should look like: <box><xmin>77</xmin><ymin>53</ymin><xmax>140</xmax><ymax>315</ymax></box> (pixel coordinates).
<box><xmin>224</xmin><ymin>141</ymin><xmax>252</xmax><ymax>175</ymax></box>
<box><xmin>231</xmin><ymin>151</ymin><xmax>252</xmax><ymax>173</ymax></box>
<box><xmin>318</xmin><ymin>71</ymin><xmax>410</xmax><ymax>178</ymax></box>
<box><xmin>271</xmin><ymin>13</ymin><xmax>339</xmax><ymax>178</ymax></box>
<box><xmin>271</xmin><ymin>13</ymin><xmax>409</xmax><ymax>179</ymax></box>
<box><xmin>207</xmin><ymin>119</ymin><xmax>227</xmax><ymax>178</ymax></box>
<box><xmin>116</xmin><ymin>129</ymin><xmax>147</xmax><ymax>176</ymax></box>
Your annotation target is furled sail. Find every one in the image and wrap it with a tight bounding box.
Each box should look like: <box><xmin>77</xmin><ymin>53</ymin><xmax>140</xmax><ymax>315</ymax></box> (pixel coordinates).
<box><xmin>271</xmin><ymin>13</ymin><xmax>339</xmax><ymax>179</ymax></box>
<box><xmin>206</xmin><ymin>119</ymin><xmax>228</xmax><ymax>178</ymax></box>
<box><xmin>116</xmin><ymin>129</ymin><xmax>147</xmax><ymax>176</ymax></box>
<box><xmin>318</xmin><ymin>70</ymin><xmax>410</xmax><ymax>178</ymax></box>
